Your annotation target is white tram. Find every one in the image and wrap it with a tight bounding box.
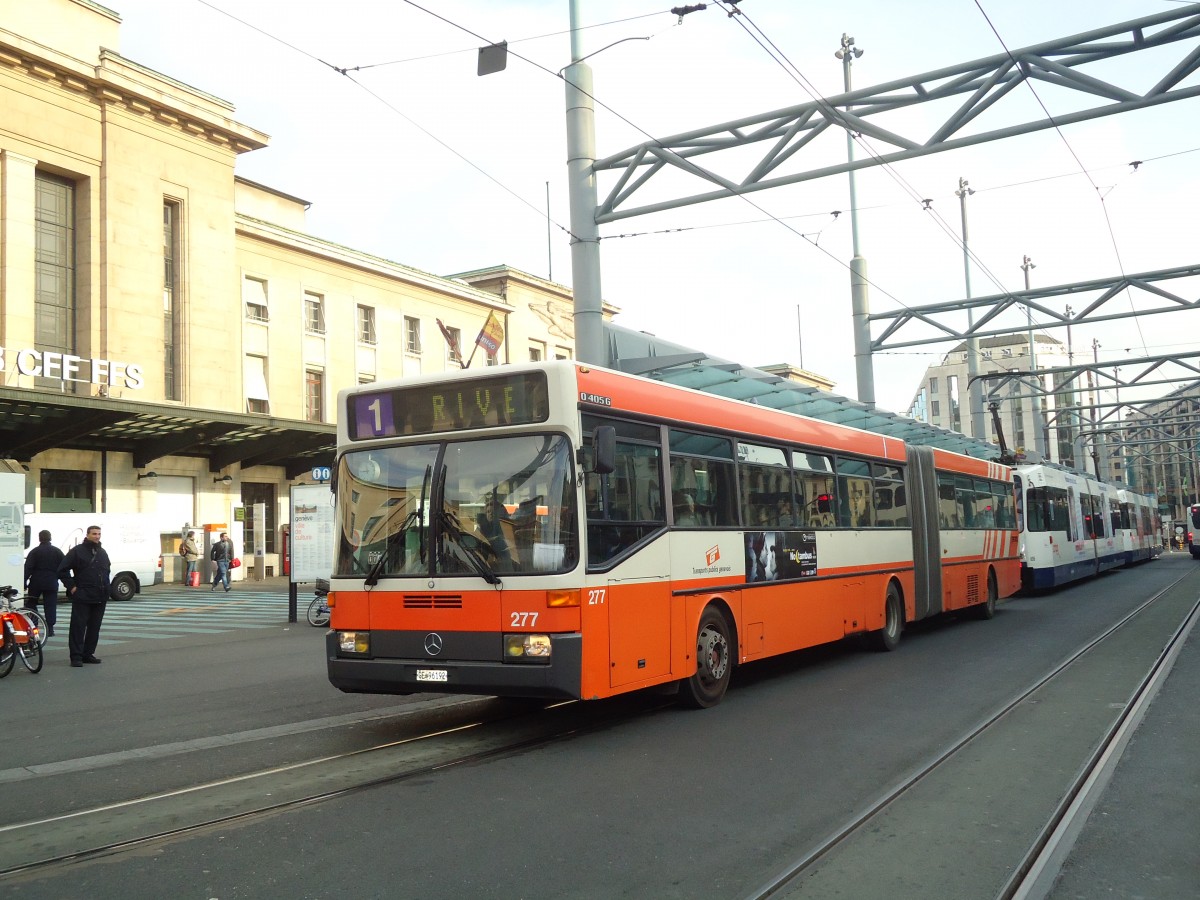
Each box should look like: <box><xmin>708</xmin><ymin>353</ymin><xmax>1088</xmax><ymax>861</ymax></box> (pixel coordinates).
<box><xmin>1014</xmin><ymin>464</ymin><xmax>1158</xmax><ymax>591</ymax></box>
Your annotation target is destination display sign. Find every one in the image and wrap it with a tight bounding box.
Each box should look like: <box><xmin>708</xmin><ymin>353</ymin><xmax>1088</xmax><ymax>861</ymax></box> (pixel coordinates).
<box><xmin>349</xmin><ymin>371</ymin><xmax>549</xmax><ymax>440</ymax></box>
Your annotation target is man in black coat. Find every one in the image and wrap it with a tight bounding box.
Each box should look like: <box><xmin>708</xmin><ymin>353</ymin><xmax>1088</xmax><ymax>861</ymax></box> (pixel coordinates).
<box><xmin>24</xmin><ymin>529</ymin><xmax>65</xmax><ymax>638</ymax></box>
<box><xmin>58</xmin><ymin>524</ymin><xmax>111</xmax><ymax>667</ymax></box>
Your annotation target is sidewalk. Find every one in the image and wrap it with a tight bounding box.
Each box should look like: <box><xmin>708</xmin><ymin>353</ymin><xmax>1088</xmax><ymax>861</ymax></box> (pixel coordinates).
<box><xmin>146</xmin><ymin>574</ymin><xmax>298</xmax><ymax>594</ymax></box>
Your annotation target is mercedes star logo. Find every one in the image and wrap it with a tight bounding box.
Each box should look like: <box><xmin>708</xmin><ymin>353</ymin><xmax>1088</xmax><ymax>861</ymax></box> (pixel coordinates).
<box><xmin>424</xmin><ymin>632</ymin><xmax>444</xmax><ymax>656</ymax></box>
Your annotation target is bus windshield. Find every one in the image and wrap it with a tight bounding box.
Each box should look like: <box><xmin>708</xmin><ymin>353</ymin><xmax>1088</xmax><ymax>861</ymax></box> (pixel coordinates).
<box><xmin>335</xmin><ymin>433</ymin><xmax>579</xmax><ymax>579</ymax></box>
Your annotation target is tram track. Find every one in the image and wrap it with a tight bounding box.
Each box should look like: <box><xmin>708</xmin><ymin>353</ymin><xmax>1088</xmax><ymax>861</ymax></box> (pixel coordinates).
<box><xmin>0</xmin><ymin>692</ymin><xmax>668</xmax><ymax>882</ymax></box>
<box><xmin>744</xmin><ymin>566</ymin><xmax>1200</xmax><ymax>900</ymax></box>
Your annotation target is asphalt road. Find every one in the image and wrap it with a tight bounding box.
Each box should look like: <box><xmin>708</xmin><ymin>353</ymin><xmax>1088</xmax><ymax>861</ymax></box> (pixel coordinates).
<box><xmin>2</xmin><ymin>558</ymin><xmax>1197</xmax><ymax>899</ymax></box>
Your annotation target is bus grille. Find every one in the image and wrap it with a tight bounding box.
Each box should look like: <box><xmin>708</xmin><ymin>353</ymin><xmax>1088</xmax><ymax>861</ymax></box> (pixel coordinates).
<box><xmin>403</xmin><ymin>594</ymin><xmax>463</xmax><ymax>609</ymax></box>
<box><xmin>966</xmin><ymin>574</ymin><xmax>979</xmax><ymax>603</ymax></box>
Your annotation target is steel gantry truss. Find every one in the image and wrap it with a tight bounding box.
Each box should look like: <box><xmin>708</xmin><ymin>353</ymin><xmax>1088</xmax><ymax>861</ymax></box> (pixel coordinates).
<box><xmin>591</xmin><ymin>5</ymin><xmax>1200</xmax><ymax>223</ymax></box>
<box><xmin>870</xmin><ymin>265</ymin><xmax>1200</xmax><ymax>352</ymax></box>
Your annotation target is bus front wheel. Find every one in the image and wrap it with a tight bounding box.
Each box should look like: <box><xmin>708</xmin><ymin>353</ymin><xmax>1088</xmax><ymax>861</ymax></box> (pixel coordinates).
<box><xmin>678</xmin><ymin>607</ymin><xmax>732</xmax><ymax>709</ymax></box>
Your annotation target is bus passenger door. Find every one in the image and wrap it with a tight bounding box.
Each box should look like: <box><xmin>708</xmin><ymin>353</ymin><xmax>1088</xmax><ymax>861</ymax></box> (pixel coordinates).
<box><xmin>906</xmin><ymin>446</ymin><xmax>942</xmax><ymax>620</ymax></box>
<box><xmin>607</xmin><ymin>575</ymin><xmax>672</xmax><ymax>689</ymax></box>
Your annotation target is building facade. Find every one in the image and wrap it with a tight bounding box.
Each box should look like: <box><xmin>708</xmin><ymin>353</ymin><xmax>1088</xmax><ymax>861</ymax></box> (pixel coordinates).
<box><xmin>0</xmin><ymin>0</ymin><xmax>588</xmax><ymax>579</ymax></box>
<box><xmin>906</xmin><ymin>333</ymin><xmax>1086</xmax><ymax>466</ymax></box>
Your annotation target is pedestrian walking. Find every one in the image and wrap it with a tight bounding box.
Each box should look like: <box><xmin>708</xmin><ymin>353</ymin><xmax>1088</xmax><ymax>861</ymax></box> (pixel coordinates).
<box><xmin>210</xmin><ymin>531</ymin><xmax>235</xmax><ymax>592</ymax></box>
<box><xmin>181</xmin><ymin>530</ymin><xmax>200</xmax><ymax>585</ymax></box>
<box><xmin>58</xmin><ymin>524</ymin><xmax>111</xmax><ymax>667</ymax></box>
<box><xmin>24</xmin><ymin>529</ymin><xmax>65</xmax><ymax>638</ymax></box>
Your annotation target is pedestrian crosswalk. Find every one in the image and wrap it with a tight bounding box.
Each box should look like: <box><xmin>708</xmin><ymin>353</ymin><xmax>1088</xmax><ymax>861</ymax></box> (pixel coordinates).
<box><xmin>95</xmin><ymin>584</ymin><xmax>306</xmax><ymax>643</ymax></box>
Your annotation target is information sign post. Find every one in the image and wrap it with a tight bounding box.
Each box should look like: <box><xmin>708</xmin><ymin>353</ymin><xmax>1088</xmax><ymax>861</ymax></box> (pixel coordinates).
<box><xmin>288</xmin><ymin>482</ymin><xmax>335</xmax><ymax>623</ymax></box>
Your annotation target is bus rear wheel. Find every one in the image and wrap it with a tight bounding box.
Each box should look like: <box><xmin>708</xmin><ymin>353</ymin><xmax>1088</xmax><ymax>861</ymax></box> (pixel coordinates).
<box><xmin>972</xmin><ymin>570</ymin><xmax>998</xmax><ymax>620</ymax></box>
<box><xmin>868</xmin><ymin>584</ymin><xmax>903</xmax><ymax>652</ymax></box>
<box><xmin>678</xmin><ymin>607</ymin><xmax>732</xmax><ymax>709</ymax></box>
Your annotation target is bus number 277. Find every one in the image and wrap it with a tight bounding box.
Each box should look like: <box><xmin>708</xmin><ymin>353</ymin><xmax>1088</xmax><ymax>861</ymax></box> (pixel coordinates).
<box><xmin>587</xmin><ymin>589</ymin><xmax>606</xmax><ymax>605</ymax></box>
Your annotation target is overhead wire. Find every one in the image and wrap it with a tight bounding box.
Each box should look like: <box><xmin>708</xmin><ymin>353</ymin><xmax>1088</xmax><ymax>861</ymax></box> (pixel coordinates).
<box><xmin>712</xmin><ymin>0</ymin><xmax>1048</xmax><ymax>330</ymax></box>
<box><xmin>972</xmin><ymin>0</ymin><xmax>1151</xmax><ymax>357</ymax></box>
<box><xmin>194</xmin><ymin>0</ymin><xmax>583</xmax><ymax>242</ymax></box>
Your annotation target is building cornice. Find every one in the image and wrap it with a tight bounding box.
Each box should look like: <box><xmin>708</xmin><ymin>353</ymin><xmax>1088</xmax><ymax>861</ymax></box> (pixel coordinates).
<box><xmin>235</xmin><ymin>215</ymin><xmax>512</xmax><ymax>312</ymax></box>
<box><xmin>0</xmin><ymin>28</ymin><xmax>267</xmax><ymax>154</ymax></box>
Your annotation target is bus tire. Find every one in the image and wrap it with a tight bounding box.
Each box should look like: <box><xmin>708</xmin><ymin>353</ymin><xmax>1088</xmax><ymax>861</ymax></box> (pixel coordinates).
<box><xmin>972</xmin><ymin>570</ymin><xmax>998</xmax><ymax>620</ymax></box>
<box><xmin>678</xmin><ymin>606</ymin><xmax>733</xmax><ymax>709</ymax></box>
<box><xmin>868</xmin><ymin>583</ymin><xmax>903</xmax><ymax>652</ymax></box>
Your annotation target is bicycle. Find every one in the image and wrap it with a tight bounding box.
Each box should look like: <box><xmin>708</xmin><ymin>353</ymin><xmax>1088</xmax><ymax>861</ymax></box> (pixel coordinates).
<box><xmin>0</xmin><ymin>586</ymin><xmax>44</xmax><ymax>676</ymax></box>
<box><xmin>307</xmin><ymin>579</ymin><xmax>330</xmax><ymax>627</ymax></box>
<box><xmin>0</xmin><ymin>586</ymin><xmax>47</xmax><ymax>648</ymax></box>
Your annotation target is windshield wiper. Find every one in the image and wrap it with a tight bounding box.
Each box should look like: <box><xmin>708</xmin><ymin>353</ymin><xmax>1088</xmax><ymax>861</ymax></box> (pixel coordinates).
<box><xmin>438</xmin><ymin>510</ymin><xmax>501</xmax><ymax>586</ymax></box>
<box><xmin>364</xmin><ymin>465</ymin><xmax>430</xmax><ymax>586</ymax></box>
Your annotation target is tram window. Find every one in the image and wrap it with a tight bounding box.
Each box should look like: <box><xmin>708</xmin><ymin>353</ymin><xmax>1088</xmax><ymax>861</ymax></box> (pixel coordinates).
<box><xmin>1013</xmin><ymin>474</ymin><xmax>1025</xmax><ymax>533</ymax></box>
<box><xmin>1028</xmin><ymin>485</ymin><xmax>1070</xmax><ymax>533</ymax></box>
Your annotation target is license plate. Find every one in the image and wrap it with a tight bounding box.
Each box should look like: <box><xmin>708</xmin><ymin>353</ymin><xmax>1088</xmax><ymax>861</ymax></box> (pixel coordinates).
<box><xmin>416</xmin><ymin>668</ymin><xmax>448</xmax><ymax>683</ymax></box>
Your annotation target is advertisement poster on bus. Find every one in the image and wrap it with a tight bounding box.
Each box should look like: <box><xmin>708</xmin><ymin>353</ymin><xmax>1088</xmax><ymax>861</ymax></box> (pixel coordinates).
<box><xmin>746</xmin><ymin>530</ymin><xmax>817</xmax><ymax>582</ymax></box>
<box><xmin>289</xmin><ymin>484</ymin><xmax>335</xmax><ymax>584</ymax></box>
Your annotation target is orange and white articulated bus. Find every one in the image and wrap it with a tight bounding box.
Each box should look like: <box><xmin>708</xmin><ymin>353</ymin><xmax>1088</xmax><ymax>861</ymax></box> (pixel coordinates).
<box><xmin>326</xmin><ymin>361</ymin><xmax>1021</xmax><ymax>708</ymax></box>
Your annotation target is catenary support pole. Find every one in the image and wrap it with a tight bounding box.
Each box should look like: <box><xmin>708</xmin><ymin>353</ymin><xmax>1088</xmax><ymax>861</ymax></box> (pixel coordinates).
<box><xmin>565</xmin><ymin>0</ymin><xmax>604</xmax><ymax>365</ymax></box>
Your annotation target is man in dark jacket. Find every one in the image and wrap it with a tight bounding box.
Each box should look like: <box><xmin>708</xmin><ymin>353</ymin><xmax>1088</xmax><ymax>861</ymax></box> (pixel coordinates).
<box><xmin>58</xmin><ymin>525</ymin><xmax>111</xmax><ymax>667</ymax></box>
<box><xmin>24</xmin><ymin>529</ymin><xmax>65</xmax><ymax>638</ymax></box>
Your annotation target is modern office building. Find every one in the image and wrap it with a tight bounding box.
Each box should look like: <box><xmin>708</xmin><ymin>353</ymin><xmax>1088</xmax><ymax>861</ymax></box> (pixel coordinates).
<box><xmin>906</xmin><ymin>333</ymin><xmax>1083</xmax><ymax>465</ymax></box>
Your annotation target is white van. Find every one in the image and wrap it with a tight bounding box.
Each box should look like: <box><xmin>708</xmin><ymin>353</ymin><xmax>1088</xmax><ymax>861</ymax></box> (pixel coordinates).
<box><xmin>24</xmin><ymin>513</ymin><xmax>163</xmax><ymax>601</ymax></box>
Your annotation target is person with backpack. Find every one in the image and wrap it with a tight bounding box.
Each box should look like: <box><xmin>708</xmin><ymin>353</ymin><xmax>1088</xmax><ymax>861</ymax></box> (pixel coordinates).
<box><xmin>180</xmin><ymin>530</ymin><xmax>200</xmax><ymax>585</ymax></box>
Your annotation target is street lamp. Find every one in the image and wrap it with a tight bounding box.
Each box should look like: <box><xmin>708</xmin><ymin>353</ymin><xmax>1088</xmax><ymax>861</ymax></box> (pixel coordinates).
<box><xmin>213</xmin><ymin>475</ymin><xmax>233</xmax><ymax>486</ymax></box>
<box><xmin>835</xmin><ymin>33</ymin><xmax>874</xmax><ymax>409</ymax></box>
<box><xmin>137</xmin><ymin>471</ymin><xmax>158</xmax><ymax>480</ymax></box>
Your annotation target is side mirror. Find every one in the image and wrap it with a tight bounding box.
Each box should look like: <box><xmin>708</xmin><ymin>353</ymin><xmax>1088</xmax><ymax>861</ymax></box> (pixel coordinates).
<box><xmin>591</xmin><ymin>426</ymin><xmax>616</xmax><ymax>475</ymax></box>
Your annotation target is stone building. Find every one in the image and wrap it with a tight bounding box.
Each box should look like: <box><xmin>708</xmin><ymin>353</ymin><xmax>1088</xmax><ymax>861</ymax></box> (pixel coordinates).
<box><xmin>0</xmin><ymin>0</ymin><xmax>592</xmax><ymax>581</ymax></box>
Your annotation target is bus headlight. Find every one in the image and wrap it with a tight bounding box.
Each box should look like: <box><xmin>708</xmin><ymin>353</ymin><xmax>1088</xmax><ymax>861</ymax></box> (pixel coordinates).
<box><xmin>504</xmin><ymin>634</ymin><xmax>552</xmax><ymax>662</ymax></box>
<box><xmin>338</xmin><ymin>631</ymin><xmax>370</xmax><ymax>655</ymax></box>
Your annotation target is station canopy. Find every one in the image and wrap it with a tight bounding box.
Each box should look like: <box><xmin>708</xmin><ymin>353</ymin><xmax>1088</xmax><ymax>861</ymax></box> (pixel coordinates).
<box><xmin>603</xmin><ymin>323</ymin><xmax>1004</xmax><ymax>461</ymax></box>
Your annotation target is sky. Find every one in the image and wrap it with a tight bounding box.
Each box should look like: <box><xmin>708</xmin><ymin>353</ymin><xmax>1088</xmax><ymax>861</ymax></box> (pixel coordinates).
<box><xmin>110</xmin><ymin>0</ymin><xmax>1200</xmax><ymax>415</ymax></box>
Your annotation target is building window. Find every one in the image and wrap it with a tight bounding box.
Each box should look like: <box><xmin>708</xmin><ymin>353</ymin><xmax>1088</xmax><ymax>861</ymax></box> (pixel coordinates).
<box><xmin>306</xmin><ymin>368</ymin><xmax>324</xmax><ymax>422</ymax></box>
<box><xmin>304</xmin><ymin>292</ymin><xmax>325</xmax><ymax>334</ymax></box>
<box><xmin>358</xmin><ymin>374</ymin><xmax>375</xmax><ymax>385</ymax></box>
<box><xmin>40</xmin><ymin>469</ymin><xmax>94</xmax><ymax>513</ymax></box>
<box><xmin>931</xmin><ymin>399</ymin><xmax>941</xmax><ymax>418</ymax></box>
<box><xmin>405</xmin><ymin>316</ymin><xmax>422</xmax><ymax>354</ymax></box>
<box><xmin>555</xmin><ymin>347</ymin><xmax>572</xmax><ymax>360</ymax></box>
<box><xmin>357</xmin><ymin>304</ymin><xmax>376</xmax><ymax>344</ymax></box>
<box><xmin>34</xmin><ymin>173</ymin><xmax>76</xmax><ymax>391</ymax></box>
<box><xmin>244</xmin><ymin>354</ymin><xmax>270</xmax><ymax>414</ymax></box>
<box><xmin>529</xmin><ymin>341</ymin><xmax>545</xmax><ymax>362</ymax></box>
<box><xmin>446</xmin><ymin>326</ymin><xmax>463</xmax><ymax>365</ymax></box>
<box><xmin>243</xmin><ymin>277</ymin><xmax>269</xmax><ymax>322</ymax></box>
<box><xmin>928</xmin><ymin>376</ymin><xmax>938</xmax><ymax>395</ymax></box>
<box><xmin>241</xmin><ymin>482</ymin><xmax>277</xmax><ymax>554</ymax></box>
<box><xmin>948</xmin><ymin>375</ymin><xmax>961</xmax><ymax>433</ymax></box>
<box><xmin>486</xmin><ymin>353</ymin><xmax>499</xmax><ymax>367</ymax></box>
<box><xmin>163</xmin><ymin>200</ymin><xmax>182</xmax><ymax>400</ymax></box>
